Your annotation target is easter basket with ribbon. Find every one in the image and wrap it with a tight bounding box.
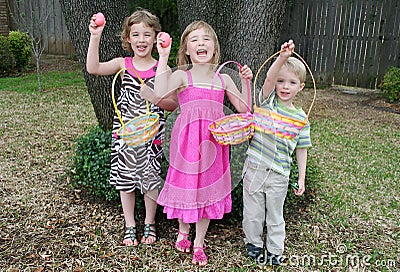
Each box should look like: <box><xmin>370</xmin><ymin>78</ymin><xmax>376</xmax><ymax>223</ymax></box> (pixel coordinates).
<box><xmin>111</xmin><ymin>68</ymin><xmax>160</xmax><ymax>147</ymax></box>
<box><xmin>252</xmin><ymin>51</ymin><xmax>317</xmax><ymax>139</ymax></box>
<box><xmin>208</xmin><ymin>61</ymin><xmax>254</xmax><ymax>145</ymax></box>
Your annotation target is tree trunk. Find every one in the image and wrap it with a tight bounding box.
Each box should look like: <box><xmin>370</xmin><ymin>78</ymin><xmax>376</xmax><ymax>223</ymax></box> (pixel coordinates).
<box><xmin>59</xmin><ymin>0</ymin><xmax>129</xmax><ymax>130</ymax></box>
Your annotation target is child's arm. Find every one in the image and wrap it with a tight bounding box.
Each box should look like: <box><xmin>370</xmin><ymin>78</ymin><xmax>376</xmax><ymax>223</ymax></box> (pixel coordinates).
<box><xmin>86</xmin><ymin>14</ymin><xmax>123</xmax><ymax>76</ymax></box>
<box><xmin>154</xmin><ymin>33</ymin><xmax>184</xmax><ymax>102</ymax></box>
<box><xmin>154</xmin><ymin>33</ymin><xmax>175</xmax><ymax>98</ymax></box>
<box><xmin>262</xmin><ymin>40</ymin><xmax>295</xmax><ymax>98</ymax></box>
<box><xmin>140</xmin><ymin>85</ymin><xmax>178</xmax><ymax>112</ymax></box>
<box><xmin>225</xmin><ymin>65</ymin><xmax>253</xmax><ymax>113</ymax></box>
<box><xmin>294</xmin><ymin>147</ymin><xmax>307</xmax><ymax>196</ymax></box>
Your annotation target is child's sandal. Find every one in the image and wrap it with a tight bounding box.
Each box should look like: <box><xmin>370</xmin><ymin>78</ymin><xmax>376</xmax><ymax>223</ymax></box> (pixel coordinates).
<box><xmin>123</xmin><ymin>226</ymin><xmax>138</xmax><ymax>246</ymax></box>
<box><xmin>192</xmin><ymin>245</ymin><xmax>207</xmax><ymax>266</ymax></box>
<box><xmin>141</xmin><ymin>223</ymin><xmax>157</xmax><ymax>244</ymax></box>
<box><xmin>175</xmin><ymin>229</ymin><xmax>191</xmax><ymax>253</ymax></box>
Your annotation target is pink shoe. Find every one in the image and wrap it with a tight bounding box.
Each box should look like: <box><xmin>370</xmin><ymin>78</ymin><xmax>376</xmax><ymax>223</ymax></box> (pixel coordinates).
<box><xmin>192</xmin><ymin>245</ymin><xmax>207</xmax><ymax>266</ymax></box>
<box><xmin>175</xmin><ymin>229</ymin><xmax>191</xmax><ymax>253</ymax></box>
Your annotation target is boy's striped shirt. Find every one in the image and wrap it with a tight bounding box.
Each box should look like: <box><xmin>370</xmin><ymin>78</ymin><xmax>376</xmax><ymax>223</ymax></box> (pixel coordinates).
<box><xmin>247</xmin><ymin>91</ymin><xmax>312</xmax><ymax>177</ymax></box>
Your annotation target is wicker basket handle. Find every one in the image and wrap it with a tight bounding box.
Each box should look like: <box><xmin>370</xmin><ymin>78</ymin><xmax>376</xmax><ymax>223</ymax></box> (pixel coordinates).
<box><xmin>253</xmin><ymin>51</ymin><xmax>317</xmax><ymax>119</ymax></box>
<box><xmin>211</xmin><ymin>61</ymin><xmax>252</xmax><ymax>113</ymax></box>
<box><xmin>111</xmin><ymin>67</ymin><xmax>150</xmax><ymax>128</ymax></box>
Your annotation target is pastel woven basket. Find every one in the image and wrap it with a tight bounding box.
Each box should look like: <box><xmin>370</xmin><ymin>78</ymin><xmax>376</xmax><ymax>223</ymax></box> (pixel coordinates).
<box><xmin>208</xmin><ymin>61</ymin><xmax>254</xmax><ymax>145</ymax></box>
<box><xmin>253</xmin><ymin>51</ymin><xmax>316</xmax><ymax>139</ymax></box>
<box><xmin>111</xmin><ymin>68</ymin><xmax>160</xmax><ymax>147</ymax></box>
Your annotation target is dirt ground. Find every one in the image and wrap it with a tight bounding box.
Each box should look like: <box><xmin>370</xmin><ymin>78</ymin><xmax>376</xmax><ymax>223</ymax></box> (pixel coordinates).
<box><xmin>35</xmin><ymin>54</ymin><xmax>82</xmax><ymax>73</ymax></box>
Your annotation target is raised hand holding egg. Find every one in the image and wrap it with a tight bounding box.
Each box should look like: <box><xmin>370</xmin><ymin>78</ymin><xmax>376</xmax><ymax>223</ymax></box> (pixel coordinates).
<box><xmin>94</xmin><ymin>12</ymin><xmax>105</xmax><ymax>26</ymax></box>
<box><xmin>160</xmin><ymin>32</ymin><xmax>171</xmax><ymax>48</ymax></box>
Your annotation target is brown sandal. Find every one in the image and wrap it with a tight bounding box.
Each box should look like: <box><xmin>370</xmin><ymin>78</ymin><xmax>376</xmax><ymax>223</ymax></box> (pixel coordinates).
<box><xmin>141</xmin><ymin>223</ymin><xmax>157</xmax><ymax>244</ymax></box>
<box><xmin>123</xmin><ymin>226</ymin><xmax>138</xmax><ymax>246</ymax></box>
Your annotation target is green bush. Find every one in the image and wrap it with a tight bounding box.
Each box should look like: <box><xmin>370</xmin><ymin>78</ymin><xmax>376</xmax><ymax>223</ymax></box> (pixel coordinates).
<box><xmin>0</xmin><ymin>35</ymin><xmax>16</xmax><ymax>76</ymax></box>
<box><xmin>72</xmin><ymin>126</ymin><xmax>118</xmax><ymax>201</ymax></box>
<box><xmin>8</xmin><ymin>31</ymin><xmax>32</xmax><ymax>72</ymax></box>
<box><xmin>381</xmin><ymin>66</ymin><xmax>400</xmax><ymax>103</ymax></box>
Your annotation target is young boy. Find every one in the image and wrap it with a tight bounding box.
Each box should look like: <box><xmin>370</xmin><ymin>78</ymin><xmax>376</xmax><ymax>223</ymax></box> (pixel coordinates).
<box><xmin>242</xmin><ymin>40</ymin><xmax>311</xmax><ymax>265</ymax></box>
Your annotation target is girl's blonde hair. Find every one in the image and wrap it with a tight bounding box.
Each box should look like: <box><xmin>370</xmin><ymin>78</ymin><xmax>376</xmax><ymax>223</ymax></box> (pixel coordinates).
<box><xmin>284</xmin><ymin>57</ymin><xmax>307</xmax><ymax>83</ymax></box>
<box><xmin>120</xmin><ymin>9</ymin><xmax>161</xmax><ymax>53</ymax></box>
<box><xmin>176</xmin><ymin>21</ymin><xmax>220</xmax><ymax>68</ymax></box>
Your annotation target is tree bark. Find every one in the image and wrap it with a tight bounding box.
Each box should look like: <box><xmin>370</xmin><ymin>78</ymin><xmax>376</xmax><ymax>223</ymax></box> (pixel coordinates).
<box><xmin>59</xmin><ymin>0</ymin><xmax>129</xmax><ymax>130</ymax></box>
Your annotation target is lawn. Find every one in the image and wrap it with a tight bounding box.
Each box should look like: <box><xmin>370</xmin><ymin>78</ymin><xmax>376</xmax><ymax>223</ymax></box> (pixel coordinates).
<box><xmin>0</xmin><ymin>59</ymin><xmax>399</xmax><ymax>271</ymax></box>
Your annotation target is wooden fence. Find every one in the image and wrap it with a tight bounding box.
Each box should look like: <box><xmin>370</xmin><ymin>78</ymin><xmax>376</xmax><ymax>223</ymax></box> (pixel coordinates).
<box><xmin>8</xmin><ymin>0</ymin><xmax>74</xmax><ymax>55</ymax></box>
<box><xmin>281</xmin><ymin>0</ymin><xmax>400</xmax><ymax>89</ymax></box>
<box><xmin>5</xmin><ymin>0</ymin><xmax>400</xmax><ymax>88</ymax></box>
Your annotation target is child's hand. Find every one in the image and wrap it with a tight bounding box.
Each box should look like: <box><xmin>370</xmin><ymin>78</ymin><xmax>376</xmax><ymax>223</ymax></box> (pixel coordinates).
<box><xmin>89</xmin><ymin>13</ymin><xmax>105</xmax><ymax>36</ymax></box>
<box><xmin>294</xmin><ymin>179</ymin><xmax>305</xmax><ymax>196</ymax></box>
<box><xmin>156</xmin><ymin>32</ymin><xmax>171</xmax><ymax>58</ymax></box>
<box><xmin>240</xmin><ymin>65</ymin><xmax>253</xmax><ymax>80</ymax></box>
<box><xmin>280</xmin><ymin>39</ymin><xmax>295</xmax><ymax>58</ymax></box>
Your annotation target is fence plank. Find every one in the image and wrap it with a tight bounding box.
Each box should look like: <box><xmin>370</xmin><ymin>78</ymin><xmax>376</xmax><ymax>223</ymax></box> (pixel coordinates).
<box><xmin>346</xmin><ymin>0</ymin><xmax>360</xmax><ymax>86</ymax></box>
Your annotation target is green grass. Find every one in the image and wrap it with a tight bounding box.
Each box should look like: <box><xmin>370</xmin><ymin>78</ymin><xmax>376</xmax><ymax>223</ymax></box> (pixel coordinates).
<box><xmin>0</xmin><ymin>70</ymin><xmax>85</xmax><ymax>93</ymax></box>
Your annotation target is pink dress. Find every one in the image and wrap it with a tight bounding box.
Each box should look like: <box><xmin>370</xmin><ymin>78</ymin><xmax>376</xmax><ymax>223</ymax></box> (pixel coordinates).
<box><xmin>157</xmin><ymin>70</ymin><xmax>232</xmax><ymax>223</ymax></box>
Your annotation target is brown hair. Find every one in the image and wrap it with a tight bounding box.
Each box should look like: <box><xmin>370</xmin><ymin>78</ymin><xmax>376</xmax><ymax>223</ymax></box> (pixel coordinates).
<box><xmin>120</xmin><ymin>9</ymin><xmax>161</xmax><ymax>53</ymax></box>
<box><xmin>176</xmin><ymin>21</ymin><xmax>220</xmax><ymax>68</ymax></box>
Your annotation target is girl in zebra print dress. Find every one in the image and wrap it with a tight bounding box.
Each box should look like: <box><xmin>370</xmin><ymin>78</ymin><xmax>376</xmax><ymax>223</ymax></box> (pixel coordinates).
<box><xmin>87</xmin><ymin>10</ymin><xmax>177</xmax><ymax>247</ymax></box>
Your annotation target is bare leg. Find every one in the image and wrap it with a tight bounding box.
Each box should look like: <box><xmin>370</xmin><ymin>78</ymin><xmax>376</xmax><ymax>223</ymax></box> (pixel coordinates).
<box><xmin>192</xmin><ymin>218</ymin><xmax>210</xmax><ymax>266</ymax></box>
<box><xmin>120</xmin><ymin>191</ymin><xmax>138</xmax><ymax>246</ymax></box>
<box><xmin>141</xmin><ymin>189</ymin><xmax>158</xmax><ymax>244</ymax></box>
<box><xmin>176</xmin><ymin>219</ymin><xmax>191</xmax><ymax>253</ymax></box>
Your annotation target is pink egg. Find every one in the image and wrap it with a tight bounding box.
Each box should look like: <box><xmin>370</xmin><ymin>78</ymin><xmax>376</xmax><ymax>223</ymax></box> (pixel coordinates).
<box><xmin>160</xmin><ymin>32</ymin><xmax>171</xmax><ymax>48</ymax></box>
<box><xmin>95</xmin><ymin>12</ymin><xmax>105</xmax><ymax>26</ymax></box>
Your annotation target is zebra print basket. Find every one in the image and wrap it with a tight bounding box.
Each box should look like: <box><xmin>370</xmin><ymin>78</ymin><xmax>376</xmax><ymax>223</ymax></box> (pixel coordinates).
<box><xmin>111</xmin><ymin>68</ymin><xmax>160</xmax><ymax>147</ymax></box>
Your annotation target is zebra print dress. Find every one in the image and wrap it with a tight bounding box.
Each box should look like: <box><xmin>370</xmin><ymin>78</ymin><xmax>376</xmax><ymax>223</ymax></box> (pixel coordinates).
<box><xmin>109</xmin><ymin>58</ymin><xmax>165</xmax><ymax>194</ymax></box>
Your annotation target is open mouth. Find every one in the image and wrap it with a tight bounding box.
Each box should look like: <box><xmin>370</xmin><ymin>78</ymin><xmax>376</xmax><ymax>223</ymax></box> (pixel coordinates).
<box><xmin>280</xmin><ymin>91</ymin><xmax>291</xmax><ymax>96</ymax></box>
<box><xmin>137</xmin><ymin>45</ymin><xmax>147</xmax><ymax>51</ymax></box>
<box><xmin>197</xmin><ymin>49</ymin><xmax>207</xmax><ymax>56</ymax></box>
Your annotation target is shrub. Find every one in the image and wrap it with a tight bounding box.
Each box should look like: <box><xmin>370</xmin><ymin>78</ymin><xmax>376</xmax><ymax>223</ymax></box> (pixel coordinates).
<box><xmin>381</xmin><ymin>66</ymin><xmax>400</xmax><ymax>103</ymax></box>
<box><xmin>0</xmin><ymin>35</ymin><xmax>16</xmax><ymax>76</ymax></box>
<box><xmin>71</xmin><ymin>126</ymin><xmax>118</xmax><ymax>201</ymax></box>
<box><xmin>8</xmin><ymin>31</ymin><xmax>32</xmax><ymax>72</ymax></box>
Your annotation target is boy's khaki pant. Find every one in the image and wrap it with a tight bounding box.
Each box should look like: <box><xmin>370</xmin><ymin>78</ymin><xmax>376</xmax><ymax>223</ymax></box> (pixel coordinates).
<box><xmin>242</xmin><ymin>158</ymin><xmax>289</xmax><ymax>256</ymax></box>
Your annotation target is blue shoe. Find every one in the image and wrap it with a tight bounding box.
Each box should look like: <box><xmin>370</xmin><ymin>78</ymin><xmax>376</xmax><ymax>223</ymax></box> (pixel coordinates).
<box><xmin>246</xmin><ymin>243</ymin><xmax>265</xmax><ymax>263</ymax></box>
<box><xmin>266</xmin><ymin>250</ymin><xmax>281</xmax><ymax>265</ymax></box>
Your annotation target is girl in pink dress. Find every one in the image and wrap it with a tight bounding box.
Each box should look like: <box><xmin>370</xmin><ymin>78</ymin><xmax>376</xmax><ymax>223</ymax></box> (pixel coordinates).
<box><xmin>152</xmin><ymin>21</ymin><xmax>252</xmax><ymax>266</ymax></box>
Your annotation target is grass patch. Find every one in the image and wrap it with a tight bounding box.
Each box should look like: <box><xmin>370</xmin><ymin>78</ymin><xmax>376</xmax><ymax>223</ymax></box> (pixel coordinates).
<box><xmin>0</xmin><ymin>70</ymin><xmax>85</xmax><ymax>93</ymax></box>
